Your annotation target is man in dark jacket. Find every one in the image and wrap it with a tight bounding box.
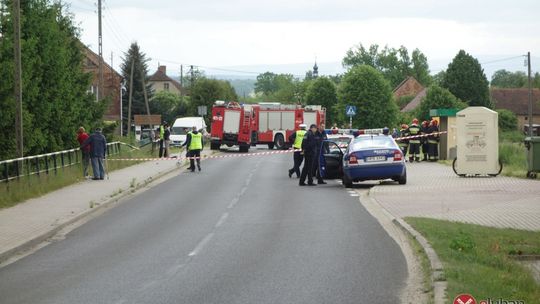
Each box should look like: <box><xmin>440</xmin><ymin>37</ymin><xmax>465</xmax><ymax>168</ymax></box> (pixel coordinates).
<box><xmin>312</xmin><ymin>124</ymin><xmax>327</xmax><ymax>184</ymax></box>
<box><xmin>299</xmin><ymin>124</ymin><xmax>318</xmax><ymax>186</ymax></box>
<box><xmin>81</xmin><ymin>128</ymin><xmax>107</xmax><ymax>180</ymax></box>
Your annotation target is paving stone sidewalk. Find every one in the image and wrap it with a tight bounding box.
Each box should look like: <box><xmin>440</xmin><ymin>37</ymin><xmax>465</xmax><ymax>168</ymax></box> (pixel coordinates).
<box><xmin>370</xmin><ymin>162</ymin><xmax>540</xmax><ymax>231</ymax></box>
<box><xmin>0</xmin><ymin>151</ymin><xmax>210</xmax><ymax>262</ymax></box>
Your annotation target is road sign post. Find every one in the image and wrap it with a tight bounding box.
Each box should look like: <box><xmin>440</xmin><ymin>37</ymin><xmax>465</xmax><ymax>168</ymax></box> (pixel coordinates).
<box><xmin>345</xmin><ymin>105</ymin><xmax>357</xmax><ymax>128</ymax></box>
<box><xmin>197</xmin><ymin>106</ymin><xmax>207</xmax><ymax>117</ymax></box>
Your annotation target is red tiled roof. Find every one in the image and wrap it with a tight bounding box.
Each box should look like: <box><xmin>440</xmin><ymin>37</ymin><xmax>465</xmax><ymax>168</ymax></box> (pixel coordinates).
<box><xmin>492</xmin><ymin>88</ymin><xmax>540</xmax><ymax>115</ymax></box>
<box><xmin>401</xmin><ymin>88</ymin><xmax>427</xmax><ymax>112</ymax></box>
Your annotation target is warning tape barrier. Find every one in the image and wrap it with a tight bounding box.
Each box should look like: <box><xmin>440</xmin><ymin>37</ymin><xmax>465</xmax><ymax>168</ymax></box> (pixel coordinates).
<box><xmin>394</xmin><ymin>131</ymin><xmax>447</xmax><ymax>141</ymax></box>
<box><xmin>107</xmin><ymin>149</ymin><xmax>303</xmax><ymax>161</ymax></box>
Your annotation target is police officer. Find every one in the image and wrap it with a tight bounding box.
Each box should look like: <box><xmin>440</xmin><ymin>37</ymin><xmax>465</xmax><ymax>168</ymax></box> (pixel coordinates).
<box><xmin>299</xmin><ymin>124</ymin><xmax>318</xmax><ymax>186</ymax></box>
<box><xmin>158</xmin><ymin>121</ymin><xmax>167</xmax><ymax>158</ymax></box>
<box><xmin>398</xmin><ymin>124</ymin><xmax>409</xmax><ymax>159</ymax></box>
<box><xmin>312</xmin><ymin>124</ymin><xmax>328</xmax><ymax>184</ymax></box>
<box><xmin>407</xmin><ymin>119</ymin><xmax>422</xmax><ymax>162</ymax></box>
<box><xmin>182</xmin><ymin>126</ymin><xmax>203</xmax><ymax>172</ymax></box>
<box><xmin>421</xmin><ymin>121</ymin><xmax>430</xmax><ymax>161</ymax></box>
<box><xmin>288</xmin><ymin>124</ymin><xmax>307</xmax><ymax>178</ymax></box>
<box><xmin>427</xmin><ymin>119</ymin><xmax>440</xmax><ymax>161</ymax></box>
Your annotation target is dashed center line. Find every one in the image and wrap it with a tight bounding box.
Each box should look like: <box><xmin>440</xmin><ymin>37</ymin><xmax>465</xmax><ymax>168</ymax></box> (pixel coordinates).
<box><xmin>188</xmin><ymin>232</ymin><xmax>214</xmax><ymax>257</ymax></box>
<box><xmin>215</xmin><ymin>212</ymin><xmax>229</xmax><ymax>228</ymax></box>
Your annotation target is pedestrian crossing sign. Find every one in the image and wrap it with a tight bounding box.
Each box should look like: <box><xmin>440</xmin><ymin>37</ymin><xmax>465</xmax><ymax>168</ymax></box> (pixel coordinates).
<box><xmin>346</xmin><ymin>105</ymin><xmax>357</xmax><ymax>117</ymax></box>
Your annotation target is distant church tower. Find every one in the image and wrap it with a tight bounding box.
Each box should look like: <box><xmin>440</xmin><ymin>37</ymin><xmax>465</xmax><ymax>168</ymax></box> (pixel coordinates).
<box><xmin>313</xmin><ymin>61</ymin><xmax>319</xmax><ymax>78</ymax></box>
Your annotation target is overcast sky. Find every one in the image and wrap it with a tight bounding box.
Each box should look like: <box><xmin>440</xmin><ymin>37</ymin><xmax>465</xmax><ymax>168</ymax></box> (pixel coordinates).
<box><xmin>70</xmin><ymin>0</ymin><xmax>540</xmax><ymax>78</ymax></box>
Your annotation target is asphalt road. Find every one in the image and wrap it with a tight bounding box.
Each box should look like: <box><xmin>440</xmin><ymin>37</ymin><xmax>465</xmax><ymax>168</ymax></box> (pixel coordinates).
<box><xmin>0</xmin><ymin>147</ymin><xmax>407</xmax><ymax>304</ymax></box>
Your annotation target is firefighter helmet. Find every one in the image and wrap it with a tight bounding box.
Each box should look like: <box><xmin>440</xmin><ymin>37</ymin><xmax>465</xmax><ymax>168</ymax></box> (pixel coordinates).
<box><xmin>431</xmin><ymin>119</ymin><xmax>439</xmax><ymax>126</ymax></box>
<box><xmin>412</xmin><ymin>118</ymin><xmax>419</xmax><ymax>125</ymax></box>
<box><xmin>401</xmin><ymin>124</ymin><xmax>408</xmax><ymax>129</ymax></box>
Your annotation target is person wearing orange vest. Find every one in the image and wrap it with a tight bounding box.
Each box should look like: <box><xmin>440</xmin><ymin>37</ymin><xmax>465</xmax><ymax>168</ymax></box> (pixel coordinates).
<box><xmin>288</xmin><ymin>124</ymin><xmax>307</xmax><ymax>178</ymax></box>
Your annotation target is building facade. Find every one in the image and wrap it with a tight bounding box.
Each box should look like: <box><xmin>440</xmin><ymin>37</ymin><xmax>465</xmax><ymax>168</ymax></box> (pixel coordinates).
<box><xmin>148</xmin><ymin>65</ymin><xmax>184</xmax><ymax>95</ymax></box>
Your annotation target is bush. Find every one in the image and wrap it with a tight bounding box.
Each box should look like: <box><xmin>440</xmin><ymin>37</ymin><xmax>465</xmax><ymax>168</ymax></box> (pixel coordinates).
<box><xmin>496</xmin><ymin>109</ymin><xmax>518</xmax><ymax>132</ymax></box>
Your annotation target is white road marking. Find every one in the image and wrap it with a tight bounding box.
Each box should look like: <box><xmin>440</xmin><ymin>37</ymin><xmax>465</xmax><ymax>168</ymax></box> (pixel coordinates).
<box><xmin>228</xmin><ymin>197</ymin><xmax>239</xmax><ymax>209</ymax></box>
<box><xmin>350</xmin><ymin>194</ymin><xmax>359</xmax><ymax>197</ymax></box>
<box><xmin>215</xmin><ymin>212</ymin><xmax>229</xmax><ymax>228</ymax></box>
<box><xmin>188</xmin><ymin>233</ymin><xmax>215</xmax><ymax>257</ymax></box>
<box><xmin>239</xmin><ymin>186</ymin><xmax>247</xmax><ymax>196</ymax></box>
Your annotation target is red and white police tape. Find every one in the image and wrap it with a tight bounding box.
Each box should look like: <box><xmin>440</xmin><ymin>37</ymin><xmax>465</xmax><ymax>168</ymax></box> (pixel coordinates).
<box><xmin>394</xmin><ymin>131</ymin><xmax>447</xmax><ymax>141</ymax></box>
<box><xmin>107</xmin><ymin>149</ymin><xmax>303</xmax><ymax>161</ymax></box>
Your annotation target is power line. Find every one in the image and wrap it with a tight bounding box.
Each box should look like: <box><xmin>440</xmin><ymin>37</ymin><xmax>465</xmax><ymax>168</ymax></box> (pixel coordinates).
<box><xmin>480</xmin><ymin>55</ymin><xmax>525</xmax><ymax>66</ymax></box>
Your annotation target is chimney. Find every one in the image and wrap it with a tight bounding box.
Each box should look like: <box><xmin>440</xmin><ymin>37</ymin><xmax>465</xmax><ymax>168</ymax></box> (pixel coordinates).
<box><xmin>158</xmin><ymin>65</ymin><xmax>167</xmax><ymax>74</ymax></box>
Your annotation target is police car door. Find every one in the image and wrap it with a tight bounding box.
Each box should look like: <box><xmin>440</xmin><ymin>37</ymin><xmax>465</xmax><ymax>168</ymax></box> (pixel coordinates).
<box><xmin>319</xmin><ymin>140</ymin><xmax>344</xmax><ymax>179</ymax></box>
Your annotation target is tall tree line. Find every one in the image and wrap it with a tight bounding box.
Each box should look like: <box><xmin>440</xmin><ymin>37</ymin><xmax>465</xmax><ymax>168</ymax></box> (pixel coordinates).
<box><xmin>0</xmin><ymin>0</ymin><xmax>105</xmax><ymax>160</ymax></box>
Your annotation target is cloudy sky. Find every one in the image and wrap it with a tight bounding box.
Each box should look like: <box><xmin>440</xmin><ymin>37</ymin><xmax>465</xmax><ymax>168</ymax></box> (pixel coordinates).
<box><xmin>70</xmin><ymin>0</ymin><xmax>540</xmax><ymax>78</ymax></box>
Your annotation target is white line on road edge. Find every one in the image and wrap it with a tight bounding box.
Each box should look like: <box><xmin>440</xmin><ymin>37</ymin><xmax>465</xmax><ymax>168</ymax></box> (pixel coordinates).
<box><xmin>215</xmin><ymin>213</ymin><xmax>229</xmax><ymax>228</ymax></box>
<box><xmin>188</xmin><ymin>233</ymin><xmax>215</xmax><ymax>257</ymax></box>
<box><xmin>228</xmin><ymin>197</ymin><xmax>239</xmax><ymax>209</ymax></box>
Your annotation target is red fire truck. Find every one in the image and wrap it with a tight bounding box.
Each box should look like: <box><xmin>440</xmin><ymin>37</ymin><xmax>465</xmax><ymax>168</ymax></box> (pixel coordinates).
<box><xmin>210</xmin><ymin>101</ymin><xmax>325</xmax><ymax>152</ymax></box>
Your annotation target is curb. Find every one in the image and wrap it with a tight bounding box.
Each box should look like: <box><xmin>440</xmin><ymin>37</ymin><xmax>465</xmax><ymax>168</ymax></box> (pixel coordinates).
<box><xmin>367</xmin><ymin>189</ymin><xmax>448</xmax><ymax>304</ymax></box>
<box><xmin>0</xmin><ymin>155</ymin><xmax>200</xmax><ymax>265</ymax></box>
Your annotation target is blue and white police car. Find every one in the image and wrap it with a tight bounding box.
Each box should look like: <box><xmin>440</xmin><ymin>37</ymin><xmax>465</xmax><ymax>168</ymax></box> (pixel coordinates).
<box><xmin>319</xmin><ymin>133</ymin><xmax>407</xmax><ymax>187</ymax></box>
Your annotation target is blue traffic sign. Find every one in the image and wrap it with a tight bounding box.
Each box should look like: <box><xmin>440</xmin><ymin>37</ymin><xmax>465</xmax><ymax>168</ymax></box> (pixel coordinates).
<box><xmin>346</xmin><ymin>105</ymin><xmax>357</xmax><ymax>117</ymax></box>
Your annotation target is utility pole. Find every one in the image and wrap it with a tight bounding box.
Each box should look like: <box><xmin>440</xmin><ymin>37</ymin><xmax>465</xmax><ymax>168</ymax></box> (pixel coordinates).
<box><xmin>97</xmin><ymin>0</ymin><xmax>103</xmax><ymax>99</ymax></box>
<box><xmin>140</xmin><ymin>67</ymin><xmax>151</xmax><ymax>115</ymax></box>
<box><xmin>190</xmin><ymin>65</ymin><xmax>194</xmax><ymax>96</ymax></box>
<box><xmin>127</xmin><ymin>60</ymin><xmax>134</xmax><ymax>137</ymax></box>
<box><xmin>527</xmin><ymin>52</ymin><xmax>533</xmax><ymax>137</ymax></box>
<box><xmin>13</xmin><ymin>0</ymin><xmax>23</xmax><ymax>157</ymax></box>
<box><xmin>180</xmin><ymin>65</ymin><xmax>184</xmax><ymax>103</ymax></box>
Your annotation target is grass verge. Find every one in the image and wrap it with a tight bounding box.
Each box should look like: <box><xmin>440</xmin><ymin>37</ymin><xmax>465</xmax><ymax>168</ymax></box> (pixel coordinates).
<box><xmin>0</xmin><ymin>142</ymin><xmax>158</xmax><ymax>209</ymax></box>
<box><xmin>406</xmin><ymin>217</ymin><xmax>540</xmax><ymax>303</ymax></box>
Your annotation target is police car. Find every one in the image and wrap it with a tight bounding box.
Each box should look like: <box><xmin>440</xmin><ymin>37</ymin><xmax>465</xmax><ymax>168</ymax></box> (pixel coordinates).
<box><xmin>319</xmin><ymin>133</ymin><xmax>407</xmax><ymax>187</ymax></box>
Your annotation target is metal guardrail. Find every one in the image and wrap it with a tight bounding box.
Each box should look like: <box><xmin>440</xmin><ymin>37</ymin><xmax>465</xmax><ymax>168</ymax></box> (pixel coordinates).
<box><xmin>0</xmin><ymin>142</ymin><xmax>123</xmax><ymax>183</ymax></box>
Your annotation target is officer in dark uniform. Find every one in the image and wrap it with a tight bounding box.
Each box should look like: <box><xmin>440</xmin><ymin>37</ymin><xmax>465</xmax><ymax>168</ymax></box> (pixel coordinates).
<box><xmin>420</xmin><ymin>121</ymin><xmax>430</xmax><ymax>161</ymax></box>
<box><xmin>299</xmin><ymin>124</ymin><xmax>318</xmax><ymax>186</ymax></box>
<box><xmin>312</xmin><ymin>124</ymin><xmax>328</xmax><ymax>184</ymax></box>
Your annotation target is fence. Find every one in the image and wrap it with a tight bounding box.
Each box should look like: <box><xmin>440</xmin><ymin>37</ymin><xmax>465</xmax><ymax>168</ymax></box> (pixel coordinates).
<box><xmin>0</xmin><ymin>142</ymin><xmax>122</xmax><ymax>183</ymax></box>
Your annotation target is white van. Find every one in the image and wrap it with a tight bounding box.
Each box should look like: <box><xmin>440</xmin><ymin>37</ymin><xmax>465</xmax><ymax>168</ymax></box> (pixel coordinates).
<box><xmin>170</xmin><ymin>117</ymin><xmax>207</xmax><ymax>146</ymax></box>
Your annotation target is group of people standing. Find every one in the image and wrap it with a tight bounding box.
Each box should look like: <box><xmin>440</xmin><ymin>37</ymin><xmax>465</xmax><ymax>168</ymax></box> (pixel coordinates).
<box><xmin>288</xmin><ymin>123</ymin><xmax>328</xmax><ymax>186</ymax></box>
<box><xmin>76</xmin><ymin>127</ymin><xmax>108</xmax><ymax>180</ymax></box>
<box><xmin>397</xmin><ymin>118</ymin><xmax>440</xmax><ymax>162</ymax></box>
<box><xmin>154</xmin><ymin>122</ymin><xmax>171</xmax><ymax>158</ymax></box>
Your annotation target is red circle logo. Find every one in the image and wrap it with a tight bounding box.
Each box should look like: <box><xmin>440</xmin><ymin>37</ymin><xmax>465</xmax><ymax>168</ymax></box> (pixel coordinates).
<box><xmin>453</xmin><ymin>294</ymin><xmax>477</xmax><ymax>304</ymax></box>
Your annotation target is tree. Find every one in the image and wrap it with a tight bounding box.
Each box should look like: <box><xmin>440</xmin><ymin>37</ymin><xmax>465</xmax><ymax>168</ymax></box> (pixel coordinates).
<box><xmin>491</xmin><ymin>70</ymin><xmax>528</xmax><ymax>88</ymax></box>
<box><xmin>120</xmin><ymin>42</ymin><xmax>153</xmax><ymax>132</ymax></box>
<box><xmin>442</xmin><ymin>50</ymin><xmax>491</xmax><ymax>108</ymax></box>
<box><xmin>254</xmin><ymin>72</ymin><xmax>277</xmax><ymax>96</ymax></box>
<box><xmin>342</xmin><ymin>44</ymin><xmax>432</xmax><ymax>87</ymax></box>
<box><xmin>0</xmin><ymin>0</ymin><xmax>105</xmax><ymax>159</ymax></box>
<box><xmin>150</xmin><ymin>91</ymin><xmax>187</xmax><ymax>123</ymax></box>
<box><xmin>337</xmin><ymin>65</ymin><xmax>398</xmax><ymax>129</ymax></box>
<box><xmin>190</xmin><ymin>78</ymin><xmax>238</xmax><ymax>123</ymax></box>
<box><xmin>305</xmin><ymin>77</ymin><xmax>338</xmax><ymax>123</ymax></box>
<box><xmin>415</xmin><ymin>85</ymin><xmax>467</xmax><ymax>120</ymax></box>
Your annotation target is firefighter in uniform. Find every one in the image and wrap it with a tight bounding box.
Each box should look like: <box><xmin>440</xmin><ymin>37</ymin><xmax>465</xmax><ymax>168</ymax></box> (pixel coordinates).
<box><xmin>421</xmin><ymin>120</ymin><xmax>430</xmax><ymax>161</ymax></box>
<box><xmin>398</xmin><ymin>124</ymin><xmax>409</xmax><ymax>159</ymax></box>
<box><xmin>427</xmin><ymin>119</ymin><xmax>440</xmax><ymax>161</ymax></box>
<box><xmin>407</xmin><ymin>119</ymin><xmax>422</xmax><ymax>162</ymax></box>
<box><xmin>299</xmin><ymin>124</ymin><xmax>318</xmax><ymax>186</ymax></box>
<box><xmin>182</xmin><ymin>126</ymin><xmax>203</xmax><ymax>172</ymax></box>
<box><xmin>288</xmin><ymin>124</ymin><xmax>307</xmax><ymax>178</ymax></box>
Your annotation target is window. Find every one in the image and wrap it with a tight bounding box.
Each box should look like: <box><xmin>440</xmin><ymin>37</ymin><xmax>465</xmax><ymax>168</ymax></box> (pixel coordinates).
<box><xmin>164</xmin><ymin>83</ymin><xmax>170</xmax><ymax>91</ymax></box>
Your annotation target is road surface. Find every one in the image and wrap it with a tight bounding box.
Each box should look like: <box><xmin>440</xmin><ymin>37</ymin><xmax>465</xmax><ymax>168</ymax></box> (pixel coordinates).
<box><xmin>0</xmin><ymin>148</ymin><xmax>407</xmax><ymax>304</ymax></box>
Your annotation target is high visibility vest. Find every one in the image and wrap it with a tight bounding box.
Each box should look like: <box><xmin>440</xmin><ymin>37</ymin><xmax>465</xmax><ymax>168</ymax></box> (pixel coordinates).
<box><xmin>189</xmin><ymin>132</ymin><xmax>203</xmax><ymax>150</ymax></box>
<box><xmin>408</xmin><ymin>125</ymin><xmax>421</xmax><ymax>144</ymax></box>
<box><xmin>160</xmin><ymin>125</ymin><xmax>164</xmax><ymax>139</ymax></box>
<box><xmin>293</xmin><ymin>130</ymin><xmax>307</xmax><ymax>149</ymax></box>
<box><xmin>398</xmin><ymin>129</ymin><xmax>408</xmax><ymax>147</ymax></box>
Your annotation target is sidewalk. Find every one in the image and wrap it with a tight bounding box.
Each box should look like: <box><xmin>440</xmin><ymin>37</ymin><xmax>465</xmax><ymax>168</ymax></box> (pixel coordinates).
<box><xmin>0</xmin><ymin>151</ymin><xmax>212</xmax><ymax>263</ymax></box>
<box><xmin>369</xmin><ymin>162</ymin><xmax>540</xmax><ymax>231</ymax></box>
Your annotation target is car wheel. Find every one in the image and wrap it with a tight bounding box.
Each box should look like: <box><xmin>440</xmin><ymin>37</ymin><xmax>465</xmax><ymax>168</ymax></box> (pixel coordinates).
<box><xmin>274</xmin><ymin>134</ymin><xmax>285</xmax><ymax>150</ymax></box>
<box><xmin>342</xmin><ymin>174</ymin><xmax>353</xmax><ymax>188</ymax></box>
<box><xmin>398</xmin><ymin>173</ymin><xmax>407</xmax><ymax>185</ymax></box>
